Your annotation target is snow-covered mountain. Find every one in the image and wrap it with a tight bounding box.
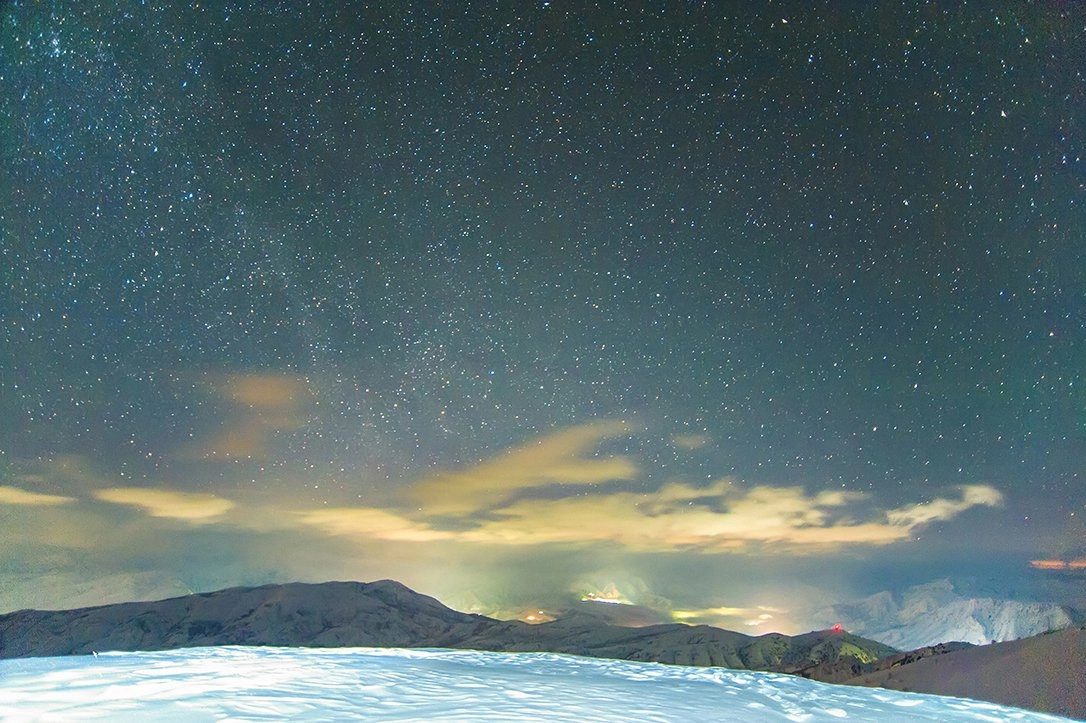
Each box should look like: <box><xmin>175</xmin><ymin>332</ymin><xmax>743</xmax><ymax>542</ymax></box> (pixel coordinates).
<box><xmin>0</xmin><ymin>579</ymin><xmax>896</xmax><ymax>673</ymax></box>
<box><xmin>3</xmin><ymin>580</ymin><xmax>1083</xmax><ymax>718</ymax></box>
<box><xmin>815</xmin><ymin>579</ymin><xmax>1081</xmax><ymax>650</ymax></box>
<box><xmin>0</xmin><ymin>645</ymin><xmax>1074</xmax><ymax>722</ymax></box>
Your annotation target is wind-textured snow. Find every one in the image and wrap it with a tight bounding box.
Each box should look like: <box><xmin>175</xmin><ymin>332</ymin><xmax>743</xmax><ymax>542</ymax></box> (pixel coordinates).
<box><xmin>0</xmin><ymin>646</ymin><xmax>1072</xmax><ymax>722</ymax></box>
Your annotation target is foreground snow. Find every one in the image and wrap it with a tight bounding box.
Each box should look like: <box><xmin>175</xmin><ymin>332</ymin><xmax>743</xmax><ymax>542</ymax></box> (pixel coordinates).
<box><xmin>0</xmin><ymin>646</ymin><xmax>1072</xmax><ymax>722</ymax></box>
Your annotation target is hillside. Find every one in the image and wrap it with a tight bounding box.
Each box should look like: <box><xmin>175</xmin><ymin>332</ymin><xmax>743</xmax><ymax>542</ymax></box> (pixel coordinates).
<box><xmin>0</xmin><ymin>579</ymin><xmax>892</xmax><ymax>677</ymax></box>
<box><xmin>843</xmin><ymin>625</ymin><xmax>1086</xmax><ymax>720</ymax></box>
<box><xmin>4</xmin><ymin>580</ymin><xmax>1084</xmax><ymax>718</ymax></box>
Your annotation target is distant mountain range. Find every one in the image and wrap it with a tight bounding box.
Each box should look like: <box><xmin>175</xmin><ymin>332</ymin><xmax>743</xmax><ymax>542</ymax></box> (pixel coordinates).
<box><xmin>0</xmin><ymin>580</ymin><xmax>893</xmax><ymax>676</ymax></box>
<box><xmin>1</xmin><ymin>579</ymin><xmax>1082</xmax><ymax>718</ymax></box>
<box><xmin>812</xmin><ymin>579</ymin><xmax>1083</xmax><ymax>649</ymax></box>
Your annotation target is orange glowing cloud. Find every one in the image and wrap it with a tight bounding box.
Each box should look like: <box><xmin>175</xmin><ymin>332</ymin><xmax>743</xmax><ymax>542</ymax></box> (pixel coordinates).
<box><xmin>191</xmin><ymin>372</ymin><xmax>311</xmax><ymax>459</ymax></box>
<box><xmin>1030</xmin><ymin>560</ymin><xmax>1066</xmax><ymax>570</ymax></box>
<box><xmin>224</xmin><ymin>374</ymin><xmax>307</xmax><ymax>409</ymax></box>
<box><xmin>1030</xmin><ymin>558</ymin><xmax>1086</xmax><ymax>571</ymax></box>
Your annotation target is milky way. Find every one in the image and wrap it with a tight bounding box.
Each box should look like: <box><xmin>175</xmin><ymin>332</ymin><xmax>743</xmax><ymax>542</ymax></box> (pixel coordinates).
<box><xmin>1</xmin><ymin>2</ymin><xmax>1084</xmax><ymax>627</ymax></box>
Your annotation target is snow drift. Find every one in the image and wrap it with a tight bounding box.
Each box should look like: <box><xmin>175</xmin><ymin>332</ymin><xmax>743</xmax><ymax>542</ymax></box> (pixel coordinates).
<box><xmin>0</xmin><ymin>645</ymin><xmax>1073</xmax><ymax>722</ymax></box>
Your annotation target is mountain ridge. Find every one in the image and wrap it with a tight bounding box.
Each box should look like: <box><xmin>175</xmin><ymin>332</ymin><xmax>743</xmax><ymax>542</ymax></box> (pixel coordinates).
<box><xmin>0</xmin><ymin>578</ymin><xmax>893</xmax><ymax>677</ymax></box>
<box><xmin>3</xmin><ymin>579</ymin><xmax>1081</xmax><ymax>718</ymax></box>
<box><xmin>813</xmin><ymin>579</ymin><xmax>1082</xmax><ymax>649</ymax></box>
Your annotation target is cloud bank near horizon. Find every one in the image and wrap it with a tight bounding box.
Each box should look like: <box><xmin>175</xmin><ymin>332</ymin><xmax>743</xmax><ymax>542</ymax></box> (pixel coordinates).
<box><xmin>0</xmin><ymin>416</ymin><xmax>1024</xmax><ymax>627</ymax></box>
<box><xmin>4</xmin><ymin>419</ymin><xmax>1004</xmax><ymax>557</ymax></box>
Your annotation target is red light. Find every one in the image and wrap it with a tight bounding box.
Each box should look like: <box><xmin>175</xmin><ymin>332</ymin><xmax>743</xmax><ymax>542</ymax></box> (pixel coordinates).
<box><xmin>832</xmin><ymin>624</ymin><xmax>843</xmax><ymax>633</ymax></box>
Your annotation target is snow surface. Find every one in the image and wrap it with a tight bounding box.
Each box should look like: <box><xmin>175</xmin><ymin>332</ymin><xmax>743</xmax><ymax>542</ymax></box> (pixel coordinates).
<box><xmin>0</xmin><ymin>646</ymin><xmax>1073</xmax><ymax>722</ymax></box>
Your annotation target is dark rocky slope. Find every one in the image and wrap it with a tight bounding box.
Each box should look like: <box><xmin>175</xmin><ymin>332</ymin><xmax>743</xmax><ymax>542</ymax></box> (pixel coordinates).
<box><xmin>842</xmin><ymin>626</ymin><xmax>1086</xmax><ymax>720</ymax></box>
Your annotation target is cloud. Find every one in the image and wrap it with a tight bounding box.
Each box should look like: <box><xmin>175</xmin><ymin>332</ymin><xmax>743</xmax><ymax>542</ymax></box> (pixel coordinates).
<box><xmin>10</xmin><ymin>420</ymin><xmax>1004</xmax><ymax>624</ymax></box>
<box><xmin>671</xmin><ymin>434</ymin><xmax>709</xmax><ymax>450</ymax></box>
<box><xmin>279</xmin><ymin>423</ymin><xmax>1006</xmax><ymax>554</ymax></box>
<box><xmin>454</xmin><ymin>480</ymin><xmax>906</xmax><ymax>551</ymax></box>
<box><xmin>884</xmin><ymin>484</ymin><xmax>1004</xmax><ymax>527</ymax></box>
<box><xmin>0</xmin><ymin>419</ymin><xmax>1017</xmax><ymax>625</ymax></box>
<box><xmin>408</xmin><ymin>420</ymin><xmax>637</xmax><ymax>515</ymax></box>
<box><xmin>94</xmin><ymin>488</ymin><xmax>236</xmax><ymax>523</ymax></box>
<box><xmin>293</xmin><ymin>507</ymin><xmax>457</xmax><ymax>543</ymax></box>
<box><xmin>188</xmin><ymin>372</ymin><xmax>312</xmax><ymax>460</ymax></box>
<box><xmin>0</xmin><ymin>485</ymin><xmax>76</xmax><ymax>506</ymax></box>
<box><xmin>291</xmin><ymin>463</ymin><xmax>1002</xmax><ymax>555</ymax></box>
<box><xmin>1030</xmin><ymin>558</ymin><xmax>1086</xmax><ymax>571</ymax></box>
<box><xmin>671</xmin><ymin>604</ymin><xmax>785</xmax><ymax>629</ymax></box>
<box><xmin>53</xmin><ymin>422</ymin><xmax>1004</xmax><ymax>558</ymax></box>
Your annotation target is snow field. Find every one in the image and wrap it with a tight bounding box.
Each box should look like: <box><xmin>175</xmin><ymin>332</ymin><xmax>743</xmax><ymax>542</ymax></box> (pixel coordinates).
<box><xmin>0</xmin><ymin>646</ymin><xmax>1072</xmax><ymax>722</ymax></box>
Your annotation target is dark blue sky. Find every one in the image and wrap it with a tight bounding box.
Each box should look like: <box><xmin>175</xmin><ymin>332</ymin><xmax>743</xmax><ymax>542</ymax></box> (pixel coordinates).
<box><xmin>2</xmin><ymin>1</ymin><xmax>1084</xmax><ymax>625</ymax></box>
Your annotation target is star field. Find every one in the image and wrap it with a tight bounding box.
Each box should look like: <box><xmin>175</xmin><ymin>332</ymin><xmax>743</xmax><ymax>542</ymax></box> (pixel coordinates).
<box><xmin>1</xmin><ymin>2</ymin><xmax>1084</xmax><ymax>622</ymax></box>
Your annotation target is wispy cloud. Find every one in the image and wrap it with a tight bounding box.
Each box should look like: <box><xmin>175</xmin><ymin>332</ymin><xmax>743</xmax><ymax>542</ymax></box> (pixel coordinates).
<box><xmin>294</xmin><ymin>507</ymin><xmax>457</xmax><ymax>543</ymax></box>
<box><xmin>408</xmin><ymin>420</ymin><xmax>637</xmax><ymax>515</ymax></box>
<box><xmin>1030</xmin><ymin>558</ymin><xmax>1086</xmax><ymax>571</ymax></box>
<box><xmin>14</xmin><ymin>422</ymin><xmax>1006</xmax><ymax>575</ymax></box>
<box><xmin>94</xmin><ymin>488</ymin><xmax>235</xmax><ymax>523</ymax></box>
<box><xmin>286</xmin><ymin>424</ymin><xmax>1004</xmax><ymax>554</ymax></box>
<box><xmin>187</xmin><ymin>372</ymin><xmax>311</xmax><ymax>460</ymax></box>
<box><xmin>0</xmin><ymin>485</ymin><xmax>75</xmax><ymax>506</ymax></box>
<box><xmin>0</xmin><ymin>420</ymin><xmax>1013</xmax><ymax>622</ymax></box>
<box><xmin>885</xmin><ymin>485</ymin><xmax>1004</xmax><ymax>527</ymax></box>
<box><xmin>671</xmin><ymin>434</ymin><xmax>709</xmax><ymax>450</ymax></box>
<box><xmin>447</xmin><ymin>479</ymin><xmax>961</xmax><ymax>551</ymax></box>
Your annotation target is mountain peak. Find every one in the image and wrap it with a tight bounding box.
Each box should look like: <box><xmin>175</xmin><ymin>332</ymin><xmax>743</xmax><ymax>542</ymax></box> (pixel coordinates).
<box><xmin>813</xmin><ymin>580</ymin><xmax>1080</xmax><ymax>649</ymax></box>
<box><xmin>0</xmin><ymin>579</ymin><xmax>892</xmax><ymax>676</ymax></box>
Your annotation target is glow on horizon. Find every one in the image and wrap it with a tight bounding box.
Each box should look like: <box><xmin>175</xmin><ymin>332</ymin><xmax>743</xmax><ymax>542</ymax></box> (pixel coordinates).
<box><xmin>1030</xmin><ymin>559</ymin><xmax>1086</xmax><ymax>571</ymax></box>
<box><xmin>581</xmin><ymin>593</ymin><xmax>630</xmax><ymax>605</ymax></box>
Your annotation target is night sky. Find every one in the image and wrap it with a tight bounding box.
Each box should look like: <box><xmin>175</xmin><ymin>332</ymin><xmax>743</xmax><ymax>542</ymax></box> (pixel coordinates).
<box><xmin>2</xmin><ymin>2</ymin><xmax>1085</xmax><ymax>630</ymax></box>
